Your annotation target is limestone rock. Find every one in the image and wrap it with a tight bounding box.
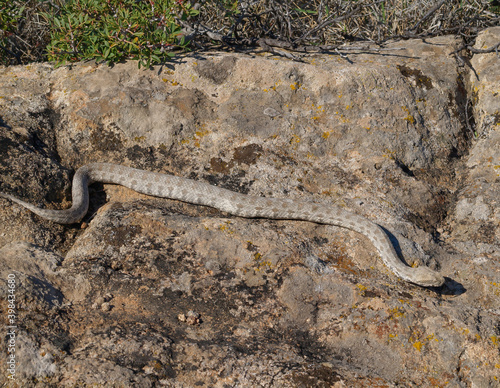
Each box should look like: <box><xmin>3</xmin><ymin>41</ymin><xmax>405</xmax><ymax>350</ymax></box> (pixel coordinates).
<box><xmin>0</xmin><ymin>30</ymin><xmax>499</xmax><ymax>386</ymax></box>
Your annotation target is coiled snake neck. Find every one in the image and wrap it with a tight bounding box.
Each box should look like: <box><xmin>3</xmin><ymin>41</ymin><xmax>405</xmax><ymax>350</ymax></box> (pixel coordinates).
<box><xmin>0</xmin><ymin>163</ymin><xmax>445</xmax><ymax>287</ymax></box>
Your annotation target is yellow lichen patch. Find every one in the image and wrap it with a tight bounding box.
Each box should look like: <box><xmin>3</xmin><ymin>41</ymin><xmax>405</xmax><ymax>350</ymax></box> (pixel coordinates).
<box><xmin>290</xmin><ymin>134</ymin><xmax>301</xmax><ymax>144</ymax></box>
<box><xmin>253</xmin><ymin>252</ymin><xmax>273</xmax><ymax>271</ymax></box>
<box><xmin>195</xmin><ymin>128</ymin><xmax>210</xmax><ymax>137</ymax></box>
<box><xmin>356</xmin><ymin>284</ymin><xmax>367</xmax><ymax>292</ymax></box>
<box><xmin>180</xmin><ymin>126</ymin><xmax>211</xmax><ymax>148</ymax></box>
<box><xmin>388</xmin><ymin>307</ymin><xmax>405</xmax><ymax>318</ymax></box>
<box><xmin>134</xmin><ymin>136</ymin><xmax>146</xmax><ymax>142</ymax></box>
<box><xmin>383</xmin><ymin>149</ymin><xmax>396</xmax><ymax>160</ymax></box>
<box><xmin>290</xmin><ymin>82</ymin><xmax>302</xmax><ymax>91</ymax></box>
<box><xmin>322</xmin><ymin>131</ymin><xmax>331</xmax><ymax>139</ymax></box>
<box><xmin>428</xmin><ymin>376</ymin><xmax>450</xmax><ymax>387</ymax></box>
<box><xmin>401</xmin><ymin>106</ymin><xmax>416</xmax><ymax>124</ymax></box>
<box><xmin>408</xmin><ymin>331</ymin><xmax>442</xmax><ymax>352</ymax></box>
<box><xmin>491</xmin><ymin>335</ymin><xmax>499</xmax><ymax>347</ymax></box>
<box><xmin>311</xmin><ymin>103</ymin><xmax>326</xmax><ymax>121</ymax></box>
<box><xmin>356</xmin><ymin>284</ymin><xmax>372</xmax><ymax>297</ymax></box>
<box><xmin>333</xmin><ymin>111</ymin><xmax>349</xmax><ymax>123</ymax></box>
<box><xmin>487</xmin><ymin>281</ymin><xmax>500</xmax><ymax>297</ymax></box>
<box><xmin>426</xmin><ymin>334</ymin><xmax>440</xmax><ymax>343</ymax></box>
<box><xmin>218</xmin><ymin>221</ymin><xmax>234</xmax><ymax>234</ymax></box>
<box><xmin>412</xmin><ymin>341</ymin><xmax>423</xmax><ymax>351</ymax></box>
<box><xmin>162</xmin><ymin>75</ymin><xmax>181</xmax><ymax>86</ymax></box>
<box><xmin>263</xmin><ymin>82</ymin><xmax>279</xmax><ymax>93</ymax></box>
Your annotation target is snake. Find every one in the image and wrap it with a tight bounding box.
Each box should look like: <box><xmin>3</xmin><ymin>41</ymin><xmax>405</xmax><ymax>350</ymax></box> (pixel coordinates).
<box><xmin>0</xmin><ymin>163</ymin><xmax>445</xmax><ymax>287</ymax></box>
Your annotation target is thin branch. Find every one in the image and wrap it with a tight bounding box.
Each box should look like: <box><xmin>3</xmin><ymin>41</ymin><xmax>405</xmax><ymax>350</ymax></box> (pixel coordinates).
<box><xmin>0</xmin><ymin>43</ymin><xmax>22</xmax><ymax>64</ymax></box>
<box><xmin>451</xmin><ymin>41</ymin><xmax>500</xmax><ymax>56</ymax></box>
<box><xmin>467</xmin><ymin>41</ymin><xmax>500</xmax><ymax>54</ymax></box>
<box><xmin>297</xmin><ymin>0</ymin><xmax>386</xmax><ymax>44</ymax></box>
<box><xmin>408</xmin><ymin>0</ymin><xmax>447</xmax><ymax>32</ymax></box>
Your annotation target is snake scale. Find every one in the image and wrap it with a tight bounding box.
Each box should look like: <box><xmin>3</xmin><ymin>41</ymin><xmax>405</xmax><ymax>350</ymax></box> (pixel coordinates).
<box><xmin>0</xmin><ymin>163</ymin><xmax>445</xmax><ymax>287</ymax></box>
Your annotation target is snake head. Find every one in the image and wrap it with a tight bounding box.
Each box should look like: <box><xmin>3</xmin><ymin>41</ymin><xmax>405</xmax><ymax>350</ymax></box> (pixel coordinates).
<box><xmin>413</xmin><ymin>266</ymin><xmax>445</xmax><ymax>287</ymax></box>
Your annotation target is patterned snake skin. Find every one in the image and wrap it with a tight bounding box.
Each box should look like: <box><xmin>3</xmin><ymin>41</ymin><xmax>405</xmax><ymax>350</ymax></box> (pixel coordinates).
<box><xmin>0</xmin><ymin>163</ymin><xmax>445</xmax><ymax>287</ymax></box>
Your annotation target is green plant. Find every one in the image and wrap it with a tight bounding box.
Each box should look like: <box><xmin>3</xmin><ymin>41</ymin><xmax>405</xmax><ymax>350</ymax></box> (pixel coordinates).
<box><xmin>489</xmin><ymin>0</ymin><xmax>500</xmax><ymax>13</ymax></box>
<box><xmin>0</xmin><ymin>2</ymin><xmax>24</xmax><ymax>34</ymax></box>
<box><xmin>0</xmin><ymin>1</ymin><xmax>25</xmax><ymax>64</ymax></box>
<box><xmin>43</xmin><ymin>0</ymin><xmax>199</xmax><ymax>68</ymax></box>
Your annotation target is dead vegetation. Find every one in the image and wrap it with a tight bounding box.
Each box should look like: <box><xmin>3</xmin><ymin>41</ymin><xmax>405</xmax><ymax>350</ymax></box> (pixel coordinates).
<box><xmin>1</xmin><ymin>0</ymin><xmax>499</xmax><ymax>66</ymax></box>
<box><xmin>190</xmin><ymin>0</ymin><xmax>500</xmax><ymax>52</ymax></box>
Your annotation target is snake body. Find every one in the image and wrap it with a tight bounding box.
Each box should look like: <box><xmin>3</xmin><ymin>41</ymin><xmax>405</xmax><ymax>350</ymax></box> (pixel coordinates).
<box><xmin>0</xmin><ymin>163</ymin><xmax>445</xmax><ymax>287</ymax></box>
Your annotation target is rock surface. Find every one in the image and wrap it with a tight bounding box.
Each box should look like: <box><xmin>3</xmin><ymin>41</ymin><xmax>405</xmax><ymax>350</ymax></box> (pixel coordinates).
<box><xmin>0</xmin><ymin>29</ymin><xmax>499</xmax><ymax>387</ymax></box>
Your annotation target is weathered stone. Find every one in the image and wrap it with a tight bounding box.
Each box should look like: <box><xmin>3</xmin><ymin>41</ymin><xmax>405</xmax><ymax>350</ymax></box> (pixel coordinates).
<box><xmin>0</xmin><ymin>29</ymin><xmax>499</xmax><ymax>386</ymax></box>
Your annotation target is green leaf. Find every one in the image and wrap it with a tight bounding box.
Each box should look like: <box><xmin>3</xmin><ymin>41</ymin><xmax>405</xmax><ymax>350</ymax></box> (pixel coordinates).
<box><xmin>43</xmin><ymin>0</ymin><xmax>187</xmax><ymax>67</ymax></box>
<box><xmin>294</xmin><ymin>8</ymin><xmax>318</xmax><ymax>15</ymax></box>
